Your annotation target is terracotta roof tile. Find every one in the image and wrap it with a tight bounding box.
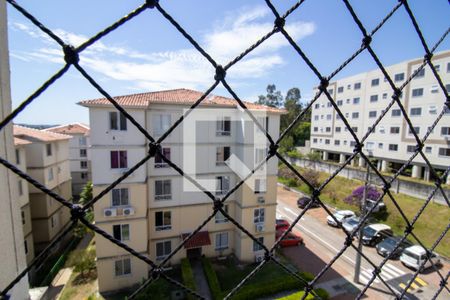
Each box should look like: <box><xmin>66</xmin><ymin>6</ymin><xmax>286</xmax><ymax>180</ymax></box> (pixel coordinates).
<box><xmin>14</xmin><ymin>137</ymin><xmax>32</xmax><ymax>146</ymax></box>
<box><xmin>78</xmin><ymin>88</ymin><xmax>286</xmax><ymax>113</ymax></box>
<box><xmin>181</xmin><ymin>231</ymin><xmax>211</xmax><ymax>249</ymax></box>
<box><xmin>46</xmin><ymin>123</ymin><xmax>90</xmax><ymax>135</ymax></box>
<box><xmin>13</xmin><ymin>125</ymin><xmax>72</xmax><ymax>143</ymax></box>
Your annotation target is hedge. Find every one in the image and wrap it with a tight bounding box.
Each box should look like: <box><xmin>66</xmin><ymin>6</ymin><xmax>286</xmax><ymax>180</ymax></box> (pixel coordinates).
<box><xmin>181</xmin><ymin>258</ymin><xmax>197</xmax><ymax>300</ymax></box>
<box><xmin>201</xmin><ymin>257</ymin><xmax>222</xmax><ymax>300</ymax></box>
<box><xmin>277</xmin><ymin>288</ymin><xmax>329</xmax><ymax>300</ymax></box>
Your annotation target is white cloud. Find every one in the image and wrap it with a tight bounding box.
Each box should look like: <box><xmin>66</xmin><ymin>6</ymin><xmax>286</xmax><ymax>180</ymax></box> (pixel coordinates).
<box><xmin>10</xmin><ymin>6</ymin><xmax>315</xmax><ymax>91</ymax></box>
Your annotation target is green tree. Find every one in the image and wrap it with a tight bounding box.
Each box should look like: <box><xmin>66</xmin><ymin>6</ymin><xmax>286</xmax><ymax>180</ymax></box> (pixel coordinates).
<box><xmin>74</xmin><ymin>182</ymin><xmax>94</xmax><ymax>238</ymax></box>
<box><xmin>257</xmin><ymin>84</ymin><xmax>283</xmax><ymax>108</ymax></box>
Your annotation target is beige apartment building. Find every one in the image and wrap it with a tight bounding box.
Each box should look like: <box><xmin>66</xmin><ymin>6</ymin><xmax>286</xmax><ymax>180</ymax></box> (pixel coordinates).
<box><xmin>311</xmin><ymin>50</ymin><xmax>450</xmax><ymax>184</ymax></box>
<box><xmin>13</xmin><ymin>125</ymin><xmax>73</xmax><ymax>253</ymax></box>
<box><xmin>0</xmin><ymin>1</ymin><xmax>30</xmax><ymax>297</ymax></box>
<box><xmin>47</xmin><ymin>123</ymin><xmax>91</xmax><ymax>200</ymax></box>
<box><xmin>79</xmin><ymin>88</ymin><xmax>285</xmax><ymax>292</ymax></box>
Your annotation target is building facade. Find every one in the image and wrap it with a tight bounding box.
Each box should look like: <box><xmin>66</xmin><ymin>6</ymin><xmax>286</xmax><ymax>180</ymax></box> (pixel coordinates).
<box><xmin>310</xmin><ymin>50</ymin><xmax>450</xmax><ymax>184</ymax></box>
<box><xmin>13</xmin><ymin>125</ymin><xmax>73</xmax><ymax>254</ymax></box>
<box><xmin>80</xmin><ymin>88</ymin><xmax>284</xmax><ymax>293</ymax></box>
<box><xmin>46</xmin><ymin>123</ymin><xmax>91</xmax><ymax>200</ymax></box>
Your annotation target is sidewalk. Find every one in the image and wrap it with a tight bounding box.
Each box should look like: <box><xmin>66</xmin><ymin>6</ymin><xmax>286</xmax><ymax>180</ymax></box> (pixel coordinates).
<box><xmin>190</xmin><ymin>258</ymin><xmax>212</xmax><ymax>300</ymax></box>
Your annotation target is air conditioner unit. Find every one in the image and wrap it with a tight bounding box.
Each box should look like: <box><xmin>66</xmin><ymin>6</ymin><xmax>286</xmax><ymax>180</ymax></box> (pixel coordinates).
<box><xmin>257</xmin><ymin>196</ymin><xmax>265</xmax><ymax>204</ymax></box>
<box><xmin>104</xmin><ymin>207</ymin><xmax>117</xmax><ymax>217</ymax></box>
<box><xmin>255</xmin><ymin>254</ymin><xmax>264</xmax><ymax>263</ymax></box>
<box><xmin>123</xmin><ymin>207</ymin><xmax>135</xmax><ymax>216</ymax></box>
<box><xmin>255</xmin><ymin>223</ymin><xmax>264</xmax><ymax>232</ymax></box>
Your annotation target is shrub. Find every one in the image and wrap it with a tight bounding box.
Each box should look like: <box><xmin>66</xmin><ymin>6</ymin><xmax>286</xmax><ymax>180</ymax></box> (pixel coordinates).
<box><xmin>307</xmin><ymin>151</ymin><xmax>321</xmax><ymax>161</ymax></box>
<box><xmin>201</xmin><ymin>257</ymin><xmax>222</xmax><ymax>300</ymax></box>
<box><xmin>344</xmin><ymin>185</ymin><xmax>381</xmax><ymax>206</ymax></box>
<box><xmin>303</xmin><ymin>169</ymin><xmax>320</xmax><ymax>192</ymax></box>
<box><xmin>181</xmin><ymin>258</ymin><xmax>197</xmax><ymax>300</ymax></box>
<box><xmin>287</xmin><ymin>149</ymin><xmax>303</xmax><ymax>159</ymax></box>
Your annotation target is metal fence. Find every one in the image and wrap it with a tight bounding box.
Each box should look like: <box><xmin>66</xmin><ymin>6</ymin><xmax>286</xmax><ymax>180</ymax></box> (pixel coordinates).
<box><xmin>0</xmin><ymin>0</ymin><xmax>449</xmax><ymax>299</ymax></box>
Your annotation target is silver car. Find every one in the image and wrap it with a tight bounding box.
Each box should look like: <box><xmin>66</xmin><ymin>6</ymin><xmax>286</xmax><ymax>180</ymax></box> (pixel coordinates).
<box><xmin>327</xmin><ymin>210</ymin><xmax>356</xmax><ymax>227</ymax></box>
<box><xmin>342</xmin><ymin>216</ymin><xmax>361</xmax><ymax>234</ymax></box>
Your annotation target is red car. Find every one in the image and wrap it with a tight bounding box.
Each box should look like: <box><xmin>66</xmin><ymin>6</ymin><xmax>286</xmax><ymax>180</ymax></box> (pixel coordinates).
<box><xmin>276</xmin><ymin>230</ymin><xmax>304</xmax><ymax>247</ymax></box>
<box><xmin>276</xmin><ymin>219</ymin><xmax>290</xmax><ymax>231</ymax></box>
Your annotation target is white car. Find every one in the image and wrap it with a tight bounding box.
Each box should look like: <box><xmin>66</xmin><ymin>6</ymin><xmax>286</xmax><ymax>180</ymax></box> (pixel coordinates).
<box><xmin>400</xmin><ymin>245</ymin><xmax>441</xmax><ymax>272</ymax></box>
<box><xmin>327</xmin><ymin>210</ymin><xmax>356</xmax><ymax>227</ymax></box>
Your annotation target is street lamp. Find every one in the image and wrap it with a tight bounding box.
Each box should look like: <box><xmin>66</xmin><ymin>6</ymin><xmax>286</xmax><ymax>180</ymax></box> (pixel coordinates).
<box><xmin>354</xmin><ymin>150</ymin><xmax>373</xmax><ymax>283</ymax></box>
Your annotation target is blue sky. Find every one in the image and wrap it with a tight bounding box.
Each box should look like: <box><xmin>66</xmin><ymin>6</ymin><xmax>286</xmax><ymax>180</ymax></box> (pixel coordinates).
<box><xmin>6</xmin><ymin>0</ymin><xmax>450</xmax><ymax>125</ymax></box>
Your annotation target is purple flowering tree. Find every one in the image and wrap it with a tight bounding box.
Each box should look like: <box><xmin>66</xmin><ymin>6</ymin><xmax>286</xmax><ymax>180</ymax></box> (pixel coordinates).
<box><xmin>344</xmin><ymin>185</ymin><xmax>381</xmax><ymax>206</ymax></box>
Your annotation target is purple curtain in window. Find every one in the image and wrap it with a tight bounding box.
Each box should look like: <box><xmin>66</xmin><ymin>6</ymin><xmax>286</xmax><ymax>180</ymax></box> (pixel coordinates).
<box><xmin>111</xmin><ymin>151</ymin><xmax>118</xmax><ymax>168</ymax></box>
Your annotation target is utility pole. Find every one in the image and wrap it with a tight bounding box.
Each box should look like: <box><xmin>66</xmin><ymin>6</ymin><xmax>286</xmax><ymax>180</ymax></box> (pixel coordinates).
<box><xmin>354</xmin><ymin>154</ymin><xmax>371</xmax><ymax>283</ymax></box>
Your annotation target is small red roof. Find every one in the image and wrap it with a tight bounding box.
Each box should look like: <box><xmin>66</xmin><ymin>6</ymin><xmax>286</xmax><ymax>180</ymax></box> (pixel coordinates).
<box><xmin>181</xmin><ymin>231</ymin><xmax>211</xmax><ymax>249</ymax></box>
<box><xmin>46</xmin><ymin>123</ymin><xmax>90</xmax><ymax>135</ymax></box>
<box><xmin>78</xmin><ymin>88</ymin><xmax>286</xmax><ymax>114</ymax></box>
<box><xmin>13</xmin><ymin>125</ymin><xmax>72</xmax><ymax>142</ymax></box>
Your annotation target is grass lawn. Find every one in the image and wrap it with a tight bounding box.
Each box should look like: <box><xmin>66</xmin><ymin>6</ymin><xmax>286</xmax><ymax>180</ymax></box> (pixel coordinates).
<box><xmin>279</xmin><ymin>165</ymin><xmax>450</xmax><ymax>257</ymax></box>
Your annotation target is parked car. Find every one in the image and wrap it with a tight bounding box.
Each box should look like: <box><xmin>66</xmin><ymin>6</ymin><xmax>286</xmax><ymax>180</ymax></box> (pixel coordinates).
<box><xmin>400</xmin><ymin>245</ymin><xmax>441</xmax><ymax>272</ymax></box>
<box><xmin>327</xmin><ymin>210</ymin><xmax>356</xmax><ymax>227</ymax></box>
<box><xmin>276</xmin><ymin>219</ymin><xmax>290</xmax><ymax>231</ymax></box>
<box><xmin>376</xmin><ymin>236</ymin><xmax>413</xmax><ymax>258</ymax></box>
<box><xmin>342</xmin><ymin>216</ymin><xmax>361</xmax><ymax>234</ymax></box>
<box><xmin>276</xmin><ymin>230</ymin><xmax>304</xmax><ymax>247</ymax></box>
<box><xmin>297</xmin><ymin>196</ymin><xmax>320</xmax><ymax>209</ymax></box>
<box><xmin>365</xmin><ymin>199</ymin><xmax>386</xmax><ymax>213</ymax></box>
<box><xmin>360</xmin><ymin>224</ymin><xmax>393</xmax><ymax>246</ymax></box>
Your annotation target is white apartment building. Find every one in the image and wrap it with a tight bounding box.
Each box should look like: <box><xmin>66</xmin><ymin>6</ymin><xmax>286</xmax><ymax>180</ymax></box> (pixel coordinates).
<box><xmin>79</xmin><ymin>88</ymin><xmax>285</xmax><ymax>293</ymax></box>
<box><xmin>0</xmin><ymin>1</ymin><xmax>30</xmax><ymax>297</ymax></box>
<box><xmin>46</xmin><ymin>123</ymin><xmax>91</xmax><ymax>200</ymax></box>
<box><xmin>311</xmin><ymin>50</ymin><xmax>450</xmax><ymax>184</ymax></box>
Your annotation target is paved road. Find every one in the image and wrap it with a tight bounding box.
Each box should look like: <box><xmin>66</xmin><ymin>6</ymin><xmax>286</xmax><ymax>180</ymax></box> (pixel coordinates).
<box><xmin>276</xmin><ymin>186</ymin><xmax>449</xmax><ymax>299</ymax></box>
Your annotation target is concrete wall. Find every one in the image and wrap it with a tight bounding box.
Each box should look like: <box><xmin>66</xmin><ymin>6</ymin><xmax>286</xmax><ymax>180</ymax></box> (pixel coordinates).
<box><xmin>287</xmin><ymin>157</ymin><xmax>450</xmax><ymax>204</ymax></box>
<box><xmin>0</xmin><ymin>2</ymin><xmax>30</xmax><ymax>298</ymax></box>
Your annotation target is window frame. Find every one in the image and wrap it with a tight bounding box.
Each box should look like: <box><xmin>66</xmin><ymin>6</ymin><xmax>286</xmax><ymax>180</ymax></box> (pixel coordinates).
<box><xmin>155</xmin><ymin>179</ymin><xmax>172</xmax><ymax>200</ymax></box>
<box><xmin>215</xmin><ymin>232</ymin><xmax>229</xmax><ymax>250</ymax></box>
<box><xmin>113</xmin><ymin>224</ymin><xmax>130</xmax><ymax>241</ymax></box>
<box><xmin>216</xmin><ymin>116</ymin><xmax>231</xmax><ymax>136</ymax></box>
<box><xmin>112</xmin><ymin>188</ymin><xmax>129</xmax><ymax>207</ymax></box>
<box><xmin>110</xmin><ymin>150</ymin><xmax>128</xmax><ymax>169</ymax></box>
<box><xmin>155</xmin><ymin>211</ymin><xmax>172</xmax><ymax>231</ymax></box>
<box><xmin>254</xmin><ymin>208</ymin><xmax>265</xmax><ymax>224</ymax></box>
<box><xmin>156</xmin><ymin>240</ymin><xmax>172</xmax><ymax>260</ymax></box>
<box><xmin>155</xmin><ymin>147</ymin><xmax>171</xmax><ymax>168</ymax></box>
<box><xmin>115</xmin><ymin>258</ymin><xmax>131</xmax><ymax>277</ymax></box>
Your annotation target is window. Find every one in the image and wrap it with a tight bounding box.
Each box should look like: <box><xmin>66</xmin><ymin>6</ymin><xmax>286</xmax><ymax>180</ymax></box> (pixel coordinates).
<box><xmin>109</xmin><ymin>111</ymin><xmax>127</xmax><ymax>131</ymax></box>
<box><xmin>390</xmin><ymin>127</ymin><xmax>400</xmax><ymax>134</ymax></box>
<box><xmin>343</xmin><ymin>141</ymin><xmax>347</xmax><ymax>145</ymax></box>
<box><xmin>366</xmin><ymin>142</ymin><xmax>375</xmax><ymax>150</ymax></box>
<box><xmin>325</xmin><ymin>139</ymin><xmax>330</xmax><ymax>145</ymax></box>
<box><xmin>21</xmin><ymin>210</ymin><xmax>25</xmax><ymax>225</ymax></box>
<box><xmin>110</xmin><ymin>150</ymin><xmax>127</xmax><ymax>169</ymax></box>
<box><xmin>254</xmin><ymin>208</ymin><xmax>265</xmax><ymax>224</ymax></box>
<box><xmin>394</xmin><ymin>73</ymin><xmax>404</xmax><ymax>82</ymax></box>
<box><xmin>415</xmin><ymin>68</ymin><xmax>425</xmax><ymax>78</ymax></box>
<box><xmin>254</xmin><ymin>178</ymin><xmax>266</xmax><ymax>194</ymax></box>
<box><xmin>354</xmin><ymin>82</ymin><xmax>361</xmax><ymax>90</ymax></box>
<box><xmin>351</xmin><ymin>127</ymin><xmax>358</xmax><ymax>133</ymax></box>
<box><xmin>254</xmin><ymin>148</ymin><xmax>266</xmax><ymax>166</ymax></box>
<box><xmin>46</xmin><ymin>143</ymin><xmax>52</xmax><ymax>156</ymax></box>
<box><xmin>215</xmin><ymin>232</ymin><xmax>229</xmax><ymax>250</ymax></box>
<box><xmin>113</xmin><ymin>224</ymin><xmax>130</xmax><ymax>241</ymax></box>
<box><xmin>24</xmin><ymin>240</ymin><xmax>28</xmax><ymax>255</ymax></box>
<box><xmin>425</xmin><ymin>146</ymin><xmax>432</xmax><ymax>153</ymax></box>
<box><xmin>79</xmin><ymin>137</ymin><xmax>87</xmax><ymax>146</ymax></box>
<box><xmin>336</xmin><ymin>114</ymin><xmax>341</xmax><ymax>120</ymax></box>
<box><xmin>313</xmin><ymin>127</ymin><xmax>318</xmax><ymax>132</ymax></box>
<box><xmin>155</xmin><ymin>211</ymin><xmax>171</xmax><ymax>231</ymax></box>
<box><xmin>81</xmin><ymin>172</ymin><xmax>88</xmax><ymax>179</ymax></box>
<box><xmin>314</xmin><ymin>115</ymin><xmax>319</xmax><ymax>121</ymax></box>
<box><xmin>327</xmin><ymin>102</ymin><xmax>332</xmax><ymax>108</ymax></box>
<box><xmin>337</xmin><ymin>100</ymin><xmax>343</xmax><ymax>106</ymax></box>
<box><xmin>155</xmin><ymin>148</ymin><xmax>171</xmax><ymax>168</ymax></box>
<box><xmin>325</xmin><ymin>127</ymin><xmax>331</xmax><ymax>132</ymax></box>
<box><xmin>379</xmin><ymin>126</ymin><xmax>385</xmax><ymax>134</ymax></box>
<box><xmin>156</xmin><ymin>241</ymin><xmax>172</xmax><ymax>260</ymax></box>
<box><xmin>215</xmin><ymin>205</ymin><xmax>229</xmax><ymax>223</ymax></box>
<box><xmin>347</xmin><ymin>84</ymin><xmax>351</xmax><ymax>90</ymax></box>
<box><xmin>406</xmin><ymin>145</ymin><xmax>416</xmax><ymax>153</ymax></box>
<box><xmin>429</xmin><ymin>105</ymin><xmax>437</xmax><ymax>114</ymax></box>
<box><xmin>346</xmin><ymin>99</ymin><xmax>350</xmax><ymax>104</ymax></box>
<box><xmin>446</xmin><ymin>84</ymin><xmax>450</xmax><ymax>93</ymax></box>
<box><xmin>314</xmin><ymin>103</ymin><xmax>320</xmax><ymax>109</ymax></box>
<box><xmin>216</xmin><ymin>176</ymin><xmax>230</xmax><ymax>195</ymax></box>
<box><xmin>350</xmin><ymin>141</ymin><xmax>356</xmax><ymax>147</ymax></box>
<box><xmin>153</xmin><ymin>114</ymin><xmax>171</xmax><ymax>136</ymax></box>
<box><xmin>352</xmin><ymin>112</ymin><xmax>359</xmax><ymax>119</ymax></box>
<box><xmin>80</xmin><ymin>161</ymin><xmax>88</xmax><ymax>169</ymax></box>
<box><xmin>337</xmin><ymin>86</ymin><xmax>344</xmax><ymax>93</ymax></box>
<box><xmin>369</xmin><ymin>111</ymin><xmax>377</xmax><ymax>118</ymax></box>
<box><xmin>18</xmin><ymin>180</ymin><xmax>23</xmax><ymax>196</ymax></box>
<box><xmin>253</xmin><ymin>237</ymin><xmax>264</xmax><ymax>252</ymax></box>
<box><xmin>48</xmin><ymin>168</ymin><xmax>54</xmax><ymax>181</ymax></box>
<box><xmin>412</xmin><ymin>88</ymin><xmax>424</xmax><ymax>97</ymax></box>
<box><xmin>15</xmin><ymin>149</ymin><xmax>20</xmax><ymax>164</ymax></box>
<box><xmin>410</xmin><ymin>107</ymin><xmax>422</xmax><ymax>116</ymax></box>
<box><xmin>115</xmin><ymin>258</ymin><xmax>131</xmax><ymax>276</ymax></box>
<box><xmin>441</xmin><ymin>127</ymin><xmax>450</xmax><ymax>136</ymax></box>
<box><xmin>353</xmin><ymin>97</ymin><xmax>360</xmax><ymax>104</ymax></box>
<box><xmin>155</xmin><ymin>180</ymin><xmax>171</xmax><ymax>200</ymax></box>
<box><xmin>371</xmin><ymin>78</ymin><xmax>379</xmax><ymax>86</ymax></box>
<box><xmin>312</xmin><ymin>138</ymin><xmax>317</xmax><ymax>143</ymax></box>
<box><xmin>378</xmin><ymin>143</ymin><xmax>383</xmax><ymax>149</ymax></box>
<box><xmin>447</xmin><ymin>62</ymin><xmax>450</xmax><ymax>73</ymax></box>
<box><xmin>80</xmin><ymin>149</ymin><xmax>87</xmax><ymax>157</ymax></box>
<box><xmin>217</xmin><ymin>116</ymin><xmax>231</xmax><ymax>136</ymax></box>
<box><xmin>327</xmin><ymin>88</ymin><xmax>334</xmax><ymax>94</ymax></box>
<box><xmin>370</xmin><ymin>95</ymin><xmax>378</xmax><ymax>102</ymax></box>
<box><xmin>409</xmin><ymin>127</ymin><xmax>420</xmax><ymax>135</ymax></box>
<box><xmin>391</xmin><ymin>109</ymin><xmax>401</xmax><ymax>117</ymax></box>
<box><xmin>335</xmin><ymin>127</ymin><xmax>341</xmax><ymax>133</ymax></box>
<box><xmin>368</xmin><ymin>126</ymin><xmax>375</xmax><ymax>133</ymax></box>
<box><xmin>389</xmin><ymin>144</ymin><xmax>398</xmax><ymax>151</ymax></box>
<box><xmin>438</xmin><ymin>148</ymin><xmax>450</xmax><ymax>157</ymax></box>
<box><xmin>435</xmin><ymin>65</ymin><xmax>440</xmax><ymax>72</ymax></box>
<box><xmin>334</xmin><ymin>140</ymin><xmax>340</xmax><ymax>146</ymax></box>
<box><xmin>382</xmin><ymin>93</ymin><xmax>388</xmax><ymax>99</ymax></box>
<box><xmin>112</xmin><ymin>188</ymin><xmax>129</xmax><ymax>206</ymax></box>
<box><xmin>326</xmin><ymin>114</ymin><xmax>332</xmax><ymax>120</ymax></box>
<box><xmin>216</xmin><ymin>147</ymin><xmax>230</xmax><ymax>166</ymax></box>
